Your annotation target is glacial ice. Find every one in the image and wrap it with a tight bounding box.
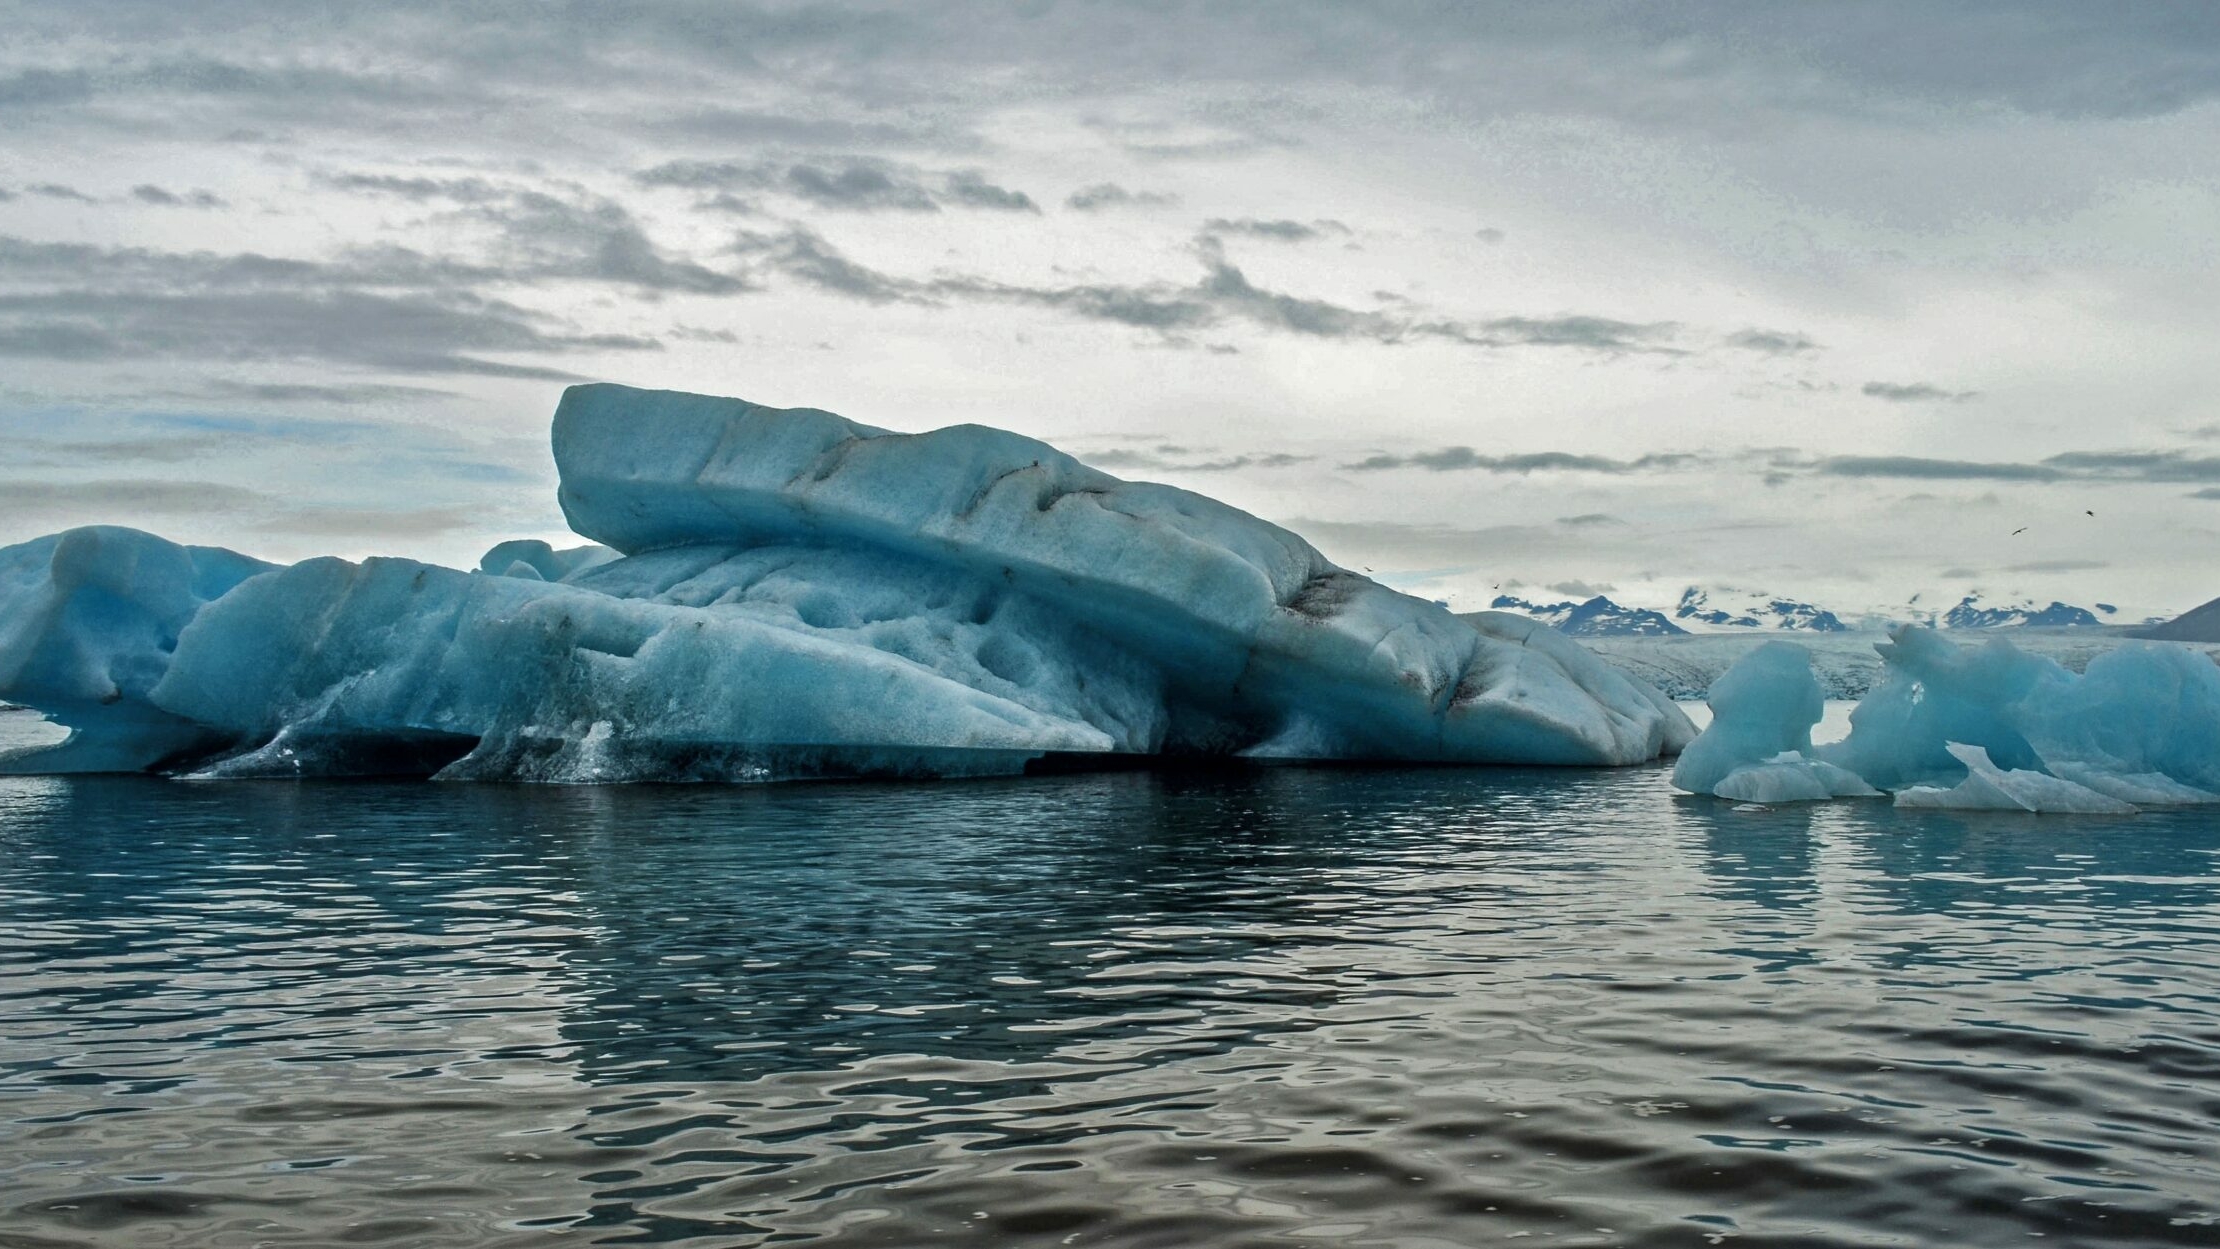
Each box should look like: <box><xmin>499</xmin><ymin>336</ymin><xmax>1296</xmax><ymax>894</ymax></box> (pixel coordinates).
<box><xmin>0</xmin><ymin>383</ymin><xmax>1695</xmax><ymax>781</ymax></box>
<box><xmin>0</xmin><ymin>526</ymin><xmax>272</xmax><ymax>772</ymax></box>
<box><xmin>1893</xmin><ymin>742</ymin><xmax>2137</xmax><ymax>815</ymax></box>
<box><xmin>1674</xmin><ymin>625</ymin><xmax>2220</xmax><ymax>813</ymax></box>
<box><xmin>1670</xmin><ymin>641</ymin><xmax>1879</xmax><ymax>803</ymax></box>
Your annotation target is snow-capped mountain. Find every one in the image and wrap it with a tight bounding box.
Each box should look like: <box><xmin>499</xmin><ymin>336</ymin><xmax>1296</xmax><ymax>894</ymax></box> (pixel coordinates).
<box><xmin>1485</xmin><ymin>595</ymin><xmax>1686</xmax><ymax>637</ymax></box>
<box><xmin>1484</xmin><ymin>584</ymin><xmax>2120</xmax><ymax>641</ymax></box>
<box><xmin>1937</xmin><ymin>596</ymin><xmax>2104</xmax><ymax>629</ymax></box>
<box><xmin>1674</xmin><ymin>587</ymin><xmax>1848</xmax><ymax>632</ymax></box>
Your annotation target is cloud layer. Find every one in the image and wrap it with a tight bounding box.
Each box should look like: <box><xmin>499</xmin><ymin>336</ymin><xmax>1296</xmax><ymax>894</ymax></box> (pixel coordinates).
<box><xmin>1</xmin><ymin>1</ymin><xmax>2216</xmax><ymax>614</ymax></box>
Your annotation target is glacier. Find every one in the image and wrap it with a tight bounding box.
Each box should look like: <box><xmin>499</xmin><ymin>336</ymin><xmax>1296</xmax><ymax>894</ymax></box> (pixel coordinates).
<box><xmin>1674</xmin><ymin>626</ymin><xmax>2220</xmax><ymax>813</ymax></box>
<box><xmin>0</xmin><ymin>383</ymin><xmax>1695</xmax><ymax>782</ymax></box>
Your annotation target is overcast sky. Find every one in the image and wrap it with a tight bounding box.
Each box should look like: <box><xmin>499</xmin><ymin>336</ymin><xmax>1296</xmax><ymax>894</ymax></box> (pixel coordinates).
<box><xmin>4</xmin><ymin>1</ymin><xmax>2219</xmax><ymax>619</ymax></box>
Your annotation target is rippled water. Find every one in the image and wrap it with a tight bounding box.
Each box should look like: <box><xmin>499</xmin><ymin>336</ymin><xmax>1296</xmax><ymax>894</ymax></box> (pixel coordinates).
<box><xmin>4</xmin><ymin>709</ymin><xmax>2219</xmax><ymax>1247</ymax></box>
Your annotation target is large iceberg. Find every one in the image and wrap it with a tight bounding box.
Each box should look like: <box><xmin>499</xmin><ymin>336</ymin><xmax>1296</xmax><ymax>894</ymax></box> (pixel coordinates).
<box><xmin>1674</xmin><ymin>625</ymin><xmax>2220</xmax><ymax>813</ymax></box>
<box><xmin>0</xmin><ymin>383</ymin><xmax>1694</xmax><ymax>781</ymax></box>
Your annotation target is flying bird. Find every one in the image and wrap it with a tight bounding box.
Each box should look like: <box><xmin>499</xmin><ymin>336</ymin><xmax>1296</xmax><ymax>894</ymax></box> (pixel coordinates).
<box><xmin>2011</xmin><ymin>526</ymin><xmax>2027</xmax><ymax>535</ymax></box>
<box><xmin>2085</xmin><ymin>510</ymin><xmax>2095</xmax><ymax>516</ymax></box>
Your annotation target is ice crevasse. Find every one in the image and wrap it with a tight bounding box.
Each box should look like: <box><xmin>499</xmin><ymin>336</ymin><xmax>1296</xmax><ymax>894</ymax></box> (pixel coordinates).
<box><xmin>0</xmin><ymin>383</ymin><xmax>1696</xmax><ymax>781</ymax></box>
<box><xmin>1674</xmin><ymin>626</ymin><xmax>2220</xmax><ymax>813</ymax></box>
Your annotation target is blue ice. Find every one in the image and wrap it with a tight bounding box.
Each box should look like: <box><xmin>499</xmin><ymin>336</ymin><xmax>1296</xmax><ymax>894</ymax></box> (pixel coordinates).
<box><xmin>1</xmin><ymin>384</ymin><xmax>1694</xmax><ymax>781</ymax></box>
<box><xmin>1676</xmin><ymin>627</ymin><xmax>2220</xmax><ymax>812</ymax></box>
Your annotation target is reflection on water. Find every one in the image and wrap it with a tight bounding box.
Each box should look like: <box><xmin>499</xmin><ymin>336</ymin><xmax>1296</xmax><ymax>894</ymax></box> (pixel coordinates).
<box><xmin>2</xmin><ymin>710</ymin><xmax>2218</xmax><ymax>1247</ymax></box>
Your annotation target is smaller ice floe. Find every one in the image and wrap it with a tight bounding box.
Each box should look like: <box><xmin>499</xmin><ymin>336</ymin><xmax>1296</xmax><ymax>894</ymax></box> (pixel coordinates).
<box><xmin>1674</xmin><ymin>625</ymin><xmax>2220</xmax><ymax>813</ymax></box>
<box><xmin>1895</xmin><ymin>743</ymin><xmax>2136</xmax><ymax>814</ymax></box>
<box><xmin>1672</xmin><ymin>641</ymin><xmax>1880</xmax><ymax>802</ymax></box>
<box><xmin>0</xmin><ymin>526</ymin><xmax>273</xmax><ymax>772</ymax></box>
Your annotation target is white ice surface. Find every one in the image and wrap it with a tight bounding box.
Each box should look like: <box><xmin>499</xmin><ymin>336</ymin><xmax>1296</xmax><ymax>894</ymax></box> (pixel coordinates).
<box><xmin>1893</xmin><ymin>743</ymin><xmax>2139</xmax><ymax>814</ymax></box>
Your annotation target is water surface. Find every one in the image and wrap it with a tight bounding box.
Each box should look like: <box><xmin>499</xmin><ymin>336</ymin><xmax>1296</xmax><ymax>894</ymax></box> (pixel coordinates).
<box><xmin>3</xmin><ymin>708</ymin><xmax>2217</xmax><ymax>1247</ymax></box>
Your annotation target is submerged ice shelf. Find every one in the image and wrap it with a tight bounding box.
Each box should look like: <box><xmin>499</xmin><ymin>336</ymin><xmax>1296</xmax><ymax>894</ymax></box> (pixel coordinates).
<box><xmin>0</xmin><ymin>384</ymin><xmax>1694</xmax><ymax>782</ymax></box>
<box><xmin>1674</xmin><ymin>627</ymin><xmax>2220</xmax><ymax>814</ymax></box>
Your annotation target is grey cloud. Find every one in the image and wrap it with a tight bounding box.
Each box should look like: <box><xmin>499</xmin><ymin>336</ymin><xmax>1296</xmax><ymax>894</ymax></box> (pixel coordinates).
<box><xmin>694</xmin><ymin>192</ymin><xmax>758</xmax><ymax>215</ymax></box>
<box><xmin>191</xmin><ymin>380</ymin><xmax>456</xmax><ymax>405</ymax></box>
<box><xmin>1082</xmin><ymin>448</ymin><xmax>1311</xmax><ymax>473</ymax></box>
<box><xmin>669</xmin><ymin>325</ymin><xmax>742</xmax><ymax>343</ymax></box>
<box><xmin>1474</xmin><ymin>227</ymin><xmax>1506</xmax><ymax>244</ymax></box>
<box><xmin>0</xmin><ymin>478</ymin><xmax>275</xmax><ymax>518</ymax></box>
<box><xmin>633</xmin><ymin>160</ymin><xmax>765</xmax><ymax>191</ymax></box>
<box><xmin>1548</xmin><ymin>579</ymin><xmax>1616</xmax><ymax>597</ymax></box>
<box><xmin>1557</xmin><ymin>513</ymin><xmax>1625</xmax><ymax>526</ymax></box>
<box><xmin>733</xmin><ymin>225</ymin><xmax>1676</xmax><ymax>352</ymax></box>
<box><xmin>478</xmin><ymin>190</ymin><xmax>752</xmax><ymax>294</ymax></box>
<box><xmin>26</xmin><ymin>183</ymin><xmax>95</xmax><ymax>202</ymax></box>
<box><xmin>289</xmin><ymin>179</ymin><xmax>756</xmax><ymax>293</ymax></box>
<box><xmin>1449</xmin><ymin>314</ymin><xmax>1678</xmax><ymax>352</ymax></box>
<box><xmin>0</xmin><ymin>54</ymin><xmax>463</xmax><ymax>129</ymax></box>
<box><xmin>785</xmin><ymin>162</ymin><xmax>939</xmax><ymax>211</ymax></box>
<box><xmin>2193</xmin><ymin>487</ymin><xmax>2220</xmax><ymax>500</ymax></box>
<box><xmin>1202</xmin><ymin>217</ymin><xmax>1351</xmax><ymax>241</ymax></box>
<box><xmin>646</xmin><ymin>108</ymin><xmax>965</xmax><ymax>151</ymax></box>
<box><xmin>730</xmin><ymin>226</ymin><xmax>931</xmax><ymax>305</ymax></box>
<box><xmin>637</xmin><ymin>158</ymin><xmax>1035</xmax><ymax>214</ymax></box>
<box><xmin>639</xmin><ymin>158</ymin><xmax>937</xmax><ymax>210</ymax></box>
<box><xmin>942</xmin><ymin>171</ymin><xmax>1040</xmax><ymax>213</ymax></box>
<box><xmin>1814</xmin><ymin>455</ymin><xmax>2062</xmax><ymax>481</ymax></box>
<box><xmin>0</xmin><ymin>287</ymin><xmax>651</xmax><ymax>379</ymax></box>
<box><xmin>17</xmin><ymin>433</ymin><xmax>231</xmax><ymax>464</ymax></box>
<box><xmin>0</xmin><ymin>234</ymin><xmax>506</xmax><ymax>292</ymax></box>
<box><xmin>16</xmin><ymin>182</ymin><xmax>746</xmax><ymax>297</ymax></box>
<box><xmin>12</xmin><ymin>3</ymin><xmax>2220</xmax><ymax>152</ymax></box>
<box><xmin>951</xmin><ymin>276</ymin><xmax>1216</xmax><ymax>330</ymax></box>
<box><xmin>1065</xmin><ymin>183</ymin><xmax>1178</xmax><ymax>211</ymax></box>
<box><xmin>320</xmin><ymin>172</ymin><xmax>505</xmax><ymax>203</ymax></box>
<box><xmin>132</xmin><ymin>184</ymin><xmax>226</xmax><ymax>208</ymax></box>
<box><xmin>2005</xmin><ymin>559</ymin><xmax>2110</xmax><ymax>573</ymax></box>
<box><xmin>1863</xmin><ymin>381</ymin><xmax>1979</xmax><ymax>403</ymax></box>
<box><xmin>1195</xmin><ymin>256</ymin><xmax>1388</xmax><ymax>338</ymax></box>
<box><xmin>0</xmin><ymin>66</ymin><xmax>94</xmax><ymax>108</ymax></box>
<box><xmin>248</xmin><ymin>503</ymin><xmax>482</xmax><ymax>540</ymax></box>
<box><xmin>2042</xmin><ymin>450</ymin><xmax>2220</xmax><ymax>483</ymax></box>
<box><xmin>1790</xmin><ymin>447</ymin><xmax>2220</xmax><ymax>486</ymax></box>
<box><xmin>1346</xmin><ymin>448</ymin><xmax>1692</xmax><ymax>473</ymax></box>
<box><xmin>1727</xmin><ymin>329</ymin><xmax>1820</xmax><ymax>355</ymax></box>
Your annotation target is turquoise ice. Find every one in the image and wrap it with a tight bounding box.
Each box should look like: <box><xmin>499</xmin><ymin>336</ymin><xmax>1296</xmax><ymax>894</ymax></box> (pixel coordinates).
<box><xmin>1676</xmin><ymin>627</ymin><xmax>2220</xmax><ymax>812</ymax></box>
<box><xmin>1</xmin><ymin>384</ymin><xmax>1695</xmax><ymax>781</ymax></box>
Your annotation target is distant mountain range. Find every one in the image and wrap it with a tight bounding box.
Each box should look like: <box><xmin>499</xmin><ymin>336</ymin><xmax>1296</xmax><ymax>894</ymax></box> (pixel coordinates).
<box><xmin>1488</xmin><ymin>595</ymin><xmax>1685</xmax><ymax>636</ymax></box>
<box><xmin>1481</xmin><ymin>586</ymin><xmax>2123</xmax><ymax>638</ymax></box>
<box><xmin>1674</xmin><ymin>587</ymin><xmax>1847</xmax><ymax>632</ymax></box>
<box><xmin>1934</xmin><ymin>595</ymin><xmax>2104</xmax><ymax>629</ymax></box>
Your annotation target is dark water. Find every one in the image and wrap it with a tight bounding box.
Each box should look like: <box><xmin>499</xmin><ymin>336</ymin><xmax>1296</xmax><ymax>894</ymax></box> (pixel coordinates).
<box><xmin>3</xmin><ymin>718</ymin><xmax>2219</xmax><ymax>1246</ymax></box>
